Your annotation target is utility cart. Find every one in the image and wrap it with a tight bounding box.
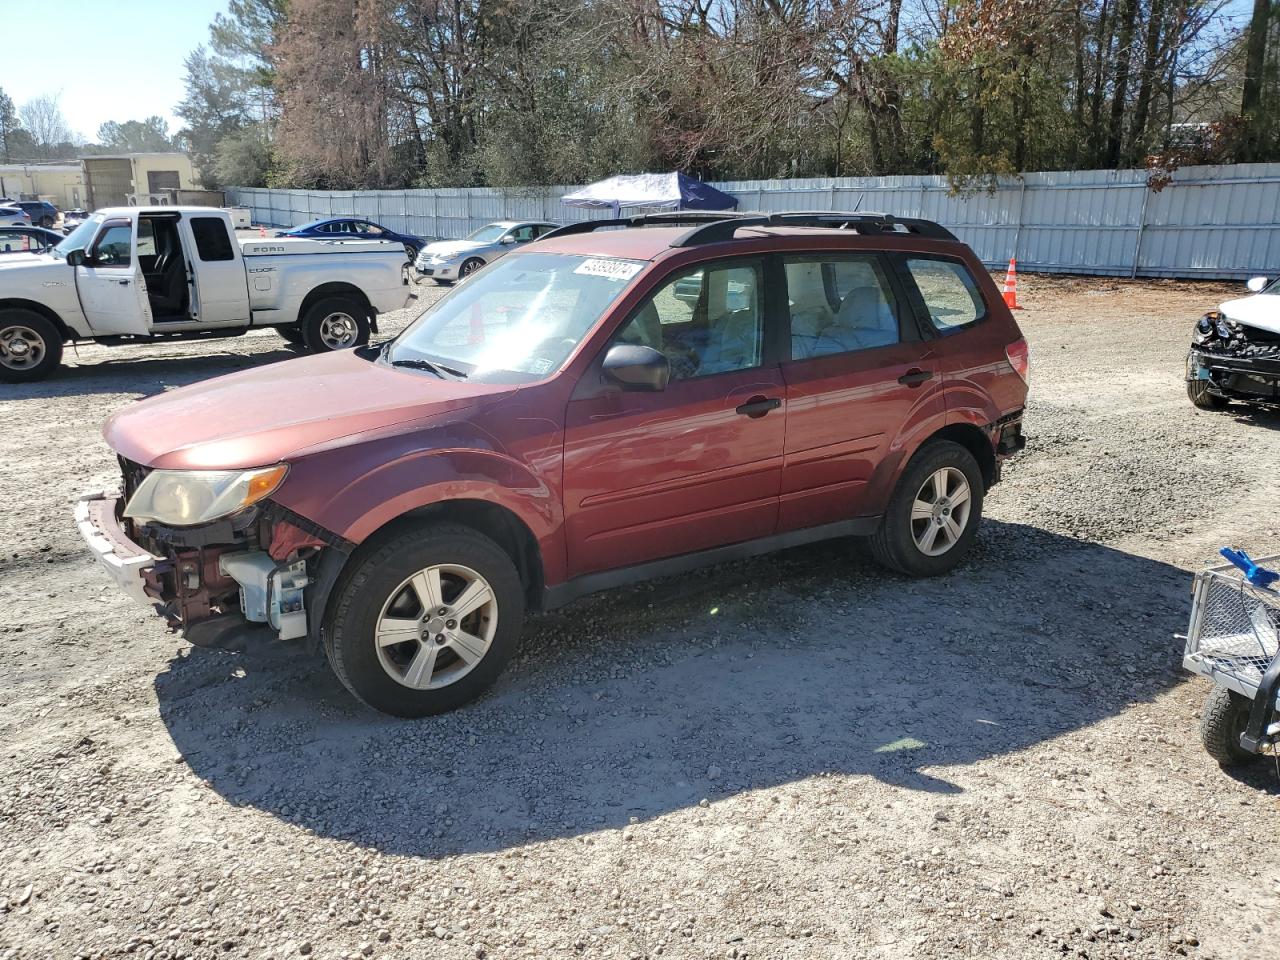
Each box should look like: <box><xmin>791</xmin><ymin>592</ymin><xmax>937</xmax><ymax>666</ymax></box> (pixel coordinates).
<box><xmin>1183</xmin><ymin>550</ymin><xmax>1280</xmax><ymax>766</ymax></box>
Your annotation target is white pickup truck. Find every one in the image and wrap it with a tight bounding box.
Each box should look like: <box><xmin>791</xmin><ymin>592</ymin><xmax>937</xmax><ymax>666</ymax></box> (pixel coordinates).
<box><xmin>0</xmin><ymin>206</ymin><xmax>415</xmax><ymax>382</ymax></box>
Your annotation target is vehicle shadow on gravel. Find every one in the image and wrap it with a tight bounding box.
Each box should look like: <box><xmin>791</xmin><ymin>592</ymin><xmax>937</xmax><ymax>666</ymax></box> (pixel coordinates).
<box><xmin>156</xmin><ymin>519</ymin><xmax>1192</xmax><ymax>857</ymax></box>
<box><xmin>11</xmin><ymin>342</ymin><xmax>303</xmax><ymax>399</ymax></box>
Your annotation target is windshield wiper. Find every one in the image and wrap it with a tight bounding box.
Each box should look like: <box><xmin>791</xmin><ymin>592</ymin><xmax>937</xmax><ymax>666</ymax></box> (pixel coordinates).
<box><xmin>389</xmin><ymin>357</ymin><xmax>468</xmax><ymax>379</ymax></box>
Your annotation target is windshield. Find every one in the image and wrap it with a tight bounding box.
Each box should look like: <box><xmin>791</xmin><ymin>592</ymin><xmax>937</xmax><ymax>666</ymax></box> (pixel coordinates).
<box><xmin>387</xmin><ymin>252</ymin><xmax>644</xmax><ymax>383</ymax></box>
<box><xmin>466</xmin><ymin>224</ymin><xmax>508</xmax><ymax>243</ymax></box>
<box><xmin>52</xmin><ymin>213</ymin><xmax>105</xmax><ymax>259</ymax></box>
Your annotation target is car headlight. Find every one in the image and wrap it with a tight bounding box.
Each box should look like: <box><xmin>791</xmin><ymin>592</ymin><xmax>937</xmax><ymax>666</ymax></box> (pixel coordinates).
<box><xmin>1215</xmin><ymin>319</ymin><xmax>1234</xmax><ymax>340</ymax></box>
<box><xmin>124</xmin><ymin>465</ymin><xmax>288</xmax><ymax>527</ymax></box>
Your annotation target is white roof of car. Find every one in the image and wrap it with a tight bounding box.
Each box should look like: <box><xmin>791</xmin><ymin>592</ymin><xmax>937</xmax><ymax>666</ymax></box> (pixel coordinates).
<box><xmin>93</xmin><ymin>206</ymin><xmax>228</xmax><ymax>217</ymax></box>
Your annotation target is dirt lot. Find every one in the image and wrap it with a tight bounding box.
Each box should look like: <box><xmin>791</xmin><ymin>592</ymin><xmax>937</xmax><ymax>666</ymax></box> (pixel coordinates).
<box><xmin>3</xmin><ymin>274</ymin><xmax>1280</xmax><ymax>960</ymax></box>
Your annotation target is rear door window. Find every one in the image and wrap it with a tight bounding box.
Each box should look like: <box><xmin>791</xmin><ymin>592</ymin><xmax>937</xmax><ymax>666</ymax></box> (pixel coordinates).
<box><xmin>191</xmin><ymin>216</ymin><xmax>236</xmax><ymax>261</ymax></box>
<box><xmin>784</xmin><ymin>255</ymin><xmax>900</xmax><ymax>359</ymax></box>
<box><xmin>903</xmin><ymin>258</ymin><xmax>986</xmax><ymax>333</ymax></box>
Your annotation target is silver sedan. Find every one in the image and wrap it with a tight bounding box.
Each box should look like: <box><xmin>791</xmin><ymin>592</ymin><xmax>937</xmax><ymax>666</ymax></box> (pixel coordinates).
<box><xmin>414</xmin><ymin>221</ymin><xmax>560</xmax><ymax>284</ymax></box>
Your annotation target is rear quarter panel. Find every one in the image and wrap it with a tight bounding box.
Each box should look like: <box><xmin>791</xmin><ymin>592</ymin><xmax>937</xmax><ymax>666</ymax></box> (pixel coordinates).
<box><xmin>245</xmin><ymin>248</ymin><xmax>407</xmax><ymax>323</ymax></box>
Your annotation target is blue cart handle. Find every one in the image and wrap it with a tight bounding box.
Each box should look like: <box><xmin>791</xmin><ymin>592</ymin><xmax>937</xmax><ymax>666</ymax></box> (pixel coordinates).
<box><xmin>1220</xmin><ymin>547</ymin><xmax>1280</xmax><ymax>589</ymax></box>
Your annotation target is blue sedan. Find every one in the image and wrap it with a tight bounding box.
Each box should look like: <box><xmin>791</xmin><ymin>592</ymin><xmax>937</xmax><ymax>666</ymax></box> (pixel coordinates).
<box><xmin>275</xmin><ymin>218</ymin><xmax>425</xmax><ymax>260</ymax></box>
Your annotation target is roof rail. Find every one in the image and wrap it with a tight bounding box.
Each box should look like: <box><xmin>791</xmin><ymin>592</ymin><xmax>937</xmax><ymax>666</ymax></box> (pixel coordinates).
<box><xmin>538</xmin><ymin>209</ymin><xmax>957</xmax><ymax>248</ymax></box>
<box><xmin>671</xmin><ymin>211</ymin><xmax>957</xmax><ymax>246</ymax></box>
<box><xmin>539</xmin><ymin>211</ymin><xmax>755</xmax><ymax>241</ymax></box>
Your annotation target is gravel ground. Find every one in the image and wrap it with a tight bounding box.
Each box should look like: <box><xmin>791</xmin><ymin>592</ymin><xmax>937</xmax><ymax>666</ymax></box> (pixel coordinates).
<box><xmin>3</xmin><ymin>273</ymin><xmax>1280</xmax><ymax>960</ymax></box>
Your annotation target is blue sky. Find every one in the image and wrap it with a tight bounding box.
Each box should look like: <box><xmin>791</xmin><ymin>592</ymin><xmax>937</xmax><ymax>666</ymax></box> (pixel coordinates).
<box><xmin>3</xmin><ymin>0</ymin><xmax>1259</xmax><ymax>146</ymax></box>
<box><xmin>6</xmin><ymin>0</ymin><xmax>230</xmax><ymax>142</ymax></box>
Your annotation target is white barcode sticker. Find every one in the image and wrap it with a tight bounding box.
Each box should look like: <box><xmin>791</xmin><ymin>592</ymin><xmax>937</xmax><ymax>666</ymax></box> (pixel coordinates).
<box><xmin>574</xmin><ymin>258</ymin><xmax>644</xmax><ymax>281</ymax></box>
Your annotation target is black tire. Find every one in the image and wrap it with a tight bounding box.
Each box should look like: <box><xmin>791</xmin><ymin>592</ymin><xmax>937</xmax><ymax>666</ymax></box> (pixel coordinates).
<box><xmin>433</xmin><ymin>279</ymin><xmax>454</xmax><ymax>286</ymax></box>
<box><xmin>459</xmin><ymin>258</ymin><xmax>484</xmax><ymax>280</ymax></box>
<box><xmin>40</xmin><ymin>216</ymin><xmax>54</xmax><ymax>228</ymax></box>
<box><xmin>1187</xmin><ymin>378</ymin><xmax>1228</xmax><ymax>411</ymax></box>
<box><xmin>278</xmin><ymin>326</ymin><xmax>306</xmax><ymax>345</ymax></box>
<box><xmin>869</xmin><ymin>439</ymin><xmax>985</xmax><ymax>577</ymax></box>
<box><xmin>325</xmin><ymin>522</ymin><xmax>525</xmax><ymax>717</ymax></box>
<box><xmin>403</xmin><ymin>244</ymin><xmax>419</xmax><ymax>264</ymax></box>
<box><xmin>0</xmin><ymin>308</ymin><xmax>63</xmax><ymax>383</ymax></box>
<box><xmin>300</xmin><ymin>295</ymin><xmax>370</xmax><ymax>353</ymax></box>
<box><xmin>1199</xmin><ymin>686</ymin><xmax>1258</xmax><ymax>767</ymax></box>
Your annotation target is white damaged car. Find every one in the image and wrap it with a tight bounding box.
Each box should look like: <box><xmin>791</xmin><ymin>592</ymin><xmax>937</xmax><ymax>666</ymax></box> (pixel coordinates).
<box><xmin>1186</xmin><ymin>276</ymin><xmax>1280</xmax><ymax>411</ymax></box>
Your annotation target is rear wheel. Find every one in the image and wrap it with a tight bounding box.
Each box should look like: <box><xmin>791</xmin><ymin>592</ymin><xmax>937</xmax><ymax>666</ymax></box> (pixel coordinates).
<box><xmin>1187</xmin><ymin>378</ymin><xmax>1228</xmax><ymax>410</ymax></box>
<box><xmin>0</xmin><ymin>309</ymin><xmax>63</xmax><ymax>383</ymax></box>
<box><xmin>1200</xmin><ymin>686</ymin><xmax>1258</xmax><ymax>767</ymax></box>
<box><xmin>325</xmin><ymin>522</ymin><xmax>525</xmax><ymax>717</ymax></box>
<box><xmin>869</xmin><ymin>440</ymin><xmax>984</xmax><ymax>577</ymax></box>
<box><xmin>300</xmin><ymin>296</ymin><xmax>370</xmax><ymax>353</ymax></box>
<box><xmin>403</xmin><ymin>244</ymin><xmax>419</xmax><ymax>264</ymax></box>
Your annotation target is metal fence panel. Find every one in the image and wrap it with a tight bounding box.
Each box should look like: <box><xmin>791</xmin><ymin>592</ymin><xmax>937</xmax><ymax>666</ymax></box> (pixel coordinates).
<box><xmin>227</xmin><ymin>164</ymin><xmax>1280</xmax><ymax>279</ymax></box>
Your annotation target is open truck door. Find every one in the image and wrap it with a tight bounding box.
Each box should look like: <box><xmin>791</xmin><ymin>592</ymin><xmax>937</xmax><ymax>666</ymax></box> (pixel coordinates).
<box><xmin>75</xmin><ymin>216</ymin><xmax>152</xmax><ymax>337</ymax></box>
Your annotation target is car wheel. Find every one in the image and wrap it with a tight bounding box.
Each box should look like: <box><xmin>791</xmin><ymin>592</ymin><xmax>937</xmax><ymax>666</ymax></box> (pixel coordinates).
<box><xmin>459</xmin><ymin>258</ymin><xmax>483</xmax><ymax>280</ymax></box>
<box><xmin>1199</xmin><ymin>686</ymin><xmax>1257</xmax><ymax>767</ymax></box>
<box><xmin>0</xmin><ymin>309</ymin><xmax>63</xmax><ymax>383</ymax></box>
<box><xmin>40</xmin><ymin>216</ymin><xmax>54</xmax><ymax>228</ymax></box>
<box><xmin>1187</xmin><ymin>378</ymin><xmax>1228</xmax><ymax>410</ymax></box>
<box><xmin>300</xmin><ymin>296</ymin><xmax>370</xmax><ymax>352</ymax></box>
<box><xmin>325</xmin><ymin>522</ymin><xmax>525</xmax><ymax>717</ymax></box>
<box><xmin>403</xmin><ymin>244</ymin><xmax>419</xmax><ymax>263</ymax></box>
<box><xmin>278</xmin><ymin>326</ymin><xmax>306</xmax><ymax>345</ymax></box>
<box><xmin>869</xmin><ymin>439</ymin><xmax>984</xmax><ymax>577</ymax></box>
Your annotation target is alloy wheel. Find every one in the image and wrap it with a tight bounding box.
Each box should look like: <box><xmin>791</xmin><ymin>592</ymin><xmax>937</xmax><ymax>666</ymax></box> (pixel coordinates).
<box><xmin>318</xmin><ymin>311</ymin><xmax>359</xmax><ymax>349</ymax></box>
<box><xmin>374</xmin><ymin>563</ymin><xmax>498</xmax><ymax>690</ymax></box>
<box><xmin>0</xmin><ymin>324</ymin><xmax>46</xmax><ymax>372</ymax></box>
<box><xmin>910</xmin><ymin>466</ymin><xmax>972</xmax><ymax>556</ymax></box>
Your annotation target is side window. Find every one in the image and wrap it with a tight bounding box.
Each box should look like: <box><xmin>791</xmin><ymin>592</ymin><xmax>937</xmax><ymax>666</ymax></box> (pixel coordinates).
<box><xmin>509</xmin><ymin>225</ymin><xmax>535</xmax><ymax>243</ymax></box>
<box><xmin>191</xmin><ymin>217</ymin><xmax>236</xmax><ymax>261</ymax></box>
<box><xmin>90</xmin><ymin>221</ymin><xmax>132</xmax><ymax>266</ymax></box>
<box><xmin>136</xmin><ymin>218</ymin><xmax>157</xmax><ymax>258</ymax></box>
<box><xmin>786</xmin><ymin>255</ymin><xmax>899</xmax><ymax>359</ymax></box>
<box><xmin>363</xmin><ymin>223</ymin><xmax>385</xmax><ymax>236</ymax></box>
<box><xmin>612</xmin><ymin>260</ymin><xmax>762</xmax><ymax>380</ymax></box>
<box><xmin>904</xmin><ymin>258</ymin><xmax>986</xmax><ymax>332</ymax></box>
<box><xmin>0</xmin><ymin>230</ymin><xmax>27</xmax><ymax>252</ymax></box>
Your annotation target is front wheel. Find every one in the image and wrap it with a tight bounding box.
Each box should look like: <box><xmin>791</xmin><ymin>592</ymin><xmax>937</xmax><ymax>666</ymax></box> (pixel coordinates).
<box><xmin>403</xmin><ymin>244</ymin><xmax>419</xmax><ymax>264</ymax></box>
<box><xmin>869</xmin><ymin>439</ymin><xmax>984</xmax><ymax>577</ymax></box>
<box><xmin>300</xmin><ymin>296</ymin><xmax>370</xmax><ymax>353</ymax></box>
<box><xmin>1200</xmin><ymin>686</ymin><xmax>1258</xmax><ymax>767</ymax></box>
<box><xmin>1187</xmin><ymin>378</ymin><xmax>1228</xmax><ymax>411</ymax></box>
<box><xmin>459</xmin><ymin>258</ymin><xmax>484</xmax><ymax>280</ymax></box>
<box><xmin>0</xmin><ymin>309</ymin><xmax>63</xmax><ymax>383</ymax></box>
<box><xmin>325</xmin><ymin>522</ymin><xmax>525</xmax><ymax>717</ymax></box>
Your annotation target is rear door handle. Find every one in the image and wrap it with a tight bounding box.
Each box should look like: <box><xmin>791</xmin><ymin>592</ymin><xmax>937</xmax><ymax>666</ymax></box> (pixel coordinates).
<box><xmin>898</xmin><ymin>368</ymin><xmax>933</xmax><ymax>387</ymax></box>
<box><xmin>735</xmin><ymin>396</ymin><xmax>782</xmax><ymax>418</ymax></box>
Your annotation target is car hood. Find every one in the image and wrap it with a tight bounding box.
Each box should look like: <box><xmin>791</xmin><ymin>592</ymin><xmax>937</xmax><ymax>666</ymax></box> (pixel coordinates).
<box><xmin>104</xmin><ymin>349</ymin><xmax>514</xmax><ymax>471</ymax></box>
<box><xmin>0</xmin><ymin>252</ymin><xmax>62</xmax><ymax>271</ymax></box>
<box><xmin>422</xmin><ymin>239</ymin><xmax>486</xmax><ymax>259</ymax></box>
<box><xmin>1220</xmin><ymin>293</ymin><xmax>1280</xmax><ymax>335</ymax></box>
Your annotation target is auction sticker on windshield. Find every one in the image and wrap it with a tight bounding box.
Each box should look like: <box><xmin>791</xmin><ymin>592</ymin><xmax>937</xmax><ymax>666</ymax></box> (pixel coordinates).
<box><xmin>573</xmin><ymin>258</ymin><xmax>644</xmax><ymax>281</ymax></box>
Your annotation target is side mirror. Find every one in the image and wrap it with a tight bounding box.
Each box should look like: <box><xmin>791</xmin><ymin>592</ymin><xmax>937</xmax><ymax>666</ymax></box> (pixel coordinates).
<box><xmin>499</xmin><ymin>235</ymin><xmax>516</xmax><ymax>245</ymax></box>
<box><xmin>1247</xmin><ymin>276</ymin><xmax>1270</xmax><ymax>294</ymax></box>
<box><xmin>603</xmin><ymin>344</ymin><xmax>670</xmax><ymax>392</ymax></box>
<box><xmin>66</xmin><ymin>249</ymin><xmax>85</xmax><ymax>267</ymax></box>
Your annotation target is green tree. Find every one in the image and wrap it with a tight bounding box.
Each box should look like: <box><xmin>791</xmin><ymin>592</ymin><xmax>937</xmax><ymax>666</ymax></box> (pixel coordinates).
<box><xmin>96</xmin><ymin>116</ymin><xmax>175</xmax><ymax>152</ymax></box>
<box><xmin>0</xmin><ymin>87</ymin><xmax>18</xmax><ymax>161</ymax></box>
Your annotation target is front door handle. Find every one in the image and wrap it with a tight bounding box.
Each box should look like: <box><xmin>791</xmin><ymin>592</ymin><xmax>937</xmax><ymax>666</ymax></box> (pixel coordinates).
<box><xmin>735</xmin><ymin>396</ymin><xmax>782</xmax><ymax>418</ymax></box>
<box><xmin>115</xmin><ymin>278</ymin><xmax>130</xmax><ymax>286</ymax></box>
<box><xmin>898</xmin><ymin>368</ymin><xmax>933</xmax><ymax>387</ymax></box>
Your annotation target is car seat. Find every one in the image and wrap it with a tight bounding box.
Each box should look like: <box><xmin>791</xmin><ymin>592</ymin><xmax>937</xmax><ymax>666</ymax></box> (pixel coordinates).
<box><xmin>146</xmin><ymin>223</ymin><xmax>188</xmax><ymax>316</ymax></box>
<box><xmin>789</xmin><ymin>262</ymin><xmax>836</xmax><ymax>359</ymax></box>
<box><xmin>827</xmin><ymin>285</ymin><xmax>898</xmax><ymax>351</ymax></box>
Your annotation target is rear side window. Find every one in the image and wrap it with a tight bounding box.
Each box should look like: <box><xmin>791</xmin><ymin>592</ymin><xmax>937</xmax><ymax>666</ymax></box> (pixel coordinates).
<box><xmin>785</xmin><ymin>254</ymin><xmax>900</xmax><ymax>359</ymax></box>
<box><xmin>191</xmin><ymin>217</ymin><xmax>235</xmax><ymax>261</ymax></box>
<box><xmin>904</xmin><ymin>258</ymin><xmax>986</xmax><ymax>332</ymax></box>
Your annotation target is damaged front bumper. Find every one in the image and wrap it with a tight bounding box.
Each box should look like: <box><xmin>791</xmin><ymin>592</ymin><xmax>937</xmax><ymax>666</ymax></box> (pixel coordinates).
<box><xmin>75</xmin><ymin>489</ymin><xmax>331</xmax><ymax>647</ymax></box>
<box><xmin>1187</xmin><ymin>347</ymin><xmax>1280</xmax><ymax>404</ymax></box>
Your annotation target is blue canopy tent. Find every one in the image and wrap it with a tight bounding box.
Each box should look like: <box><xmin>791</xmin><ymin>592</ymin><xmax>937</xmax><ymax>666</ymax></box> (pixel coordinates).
<box><xmin>559</xmin><ymin>172</ymin><xmax>738</xmax><ymax>217</ymax></box>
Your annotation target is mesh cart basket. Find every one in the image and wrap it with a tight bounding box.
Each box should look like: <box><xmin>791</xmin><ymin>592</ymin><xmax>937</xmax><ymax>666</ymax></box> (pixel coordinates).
<box><xmin>1183</xmin><ymin>554</ymin><xmax>1280</xmax><ymax>764</ymax></box>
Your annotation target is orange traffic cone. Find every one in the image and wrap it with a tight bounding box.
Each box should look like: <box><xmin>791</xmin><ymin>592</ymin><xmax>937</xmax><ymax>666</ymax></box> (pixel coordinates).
<box><xmin>259</xmin><ymin>225</ymin><xmax>267</xmax><ymax>238</ymax></box>
<box><xmin>1002</xmin><ymin>258</ymin><xmax>1022</xmax><ymax>310</ymax></box>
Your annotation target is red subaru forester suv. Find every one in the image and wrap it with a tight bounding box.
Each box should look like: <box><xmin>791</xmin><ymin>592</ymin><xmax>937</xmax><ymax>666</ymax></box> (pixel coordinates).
<box><xmin>78</xmin><ymin>212</ymin><xmax>1028</xmax><ymax>717</ymax></box>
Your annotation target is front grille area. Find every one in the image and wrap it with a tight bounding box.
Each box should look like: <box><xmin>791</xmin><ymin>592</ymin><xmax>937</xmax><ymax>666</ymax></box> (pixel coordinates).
<box><xmin>118</xmin><ymin>456</ymin><xmax>151</xmax><ymax>502</ymax></box>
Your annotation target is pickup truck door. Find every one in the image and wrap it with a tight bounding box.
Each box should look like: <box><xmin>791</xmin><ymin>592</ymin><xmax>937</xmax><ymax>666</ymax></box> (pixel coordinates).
<box><xmin>76</xmin><ymin>217</ymin><xmax>151</xmax><ymax>336</ymax></box>
<box><xmin>180</xmin><ymin>213</ymin><xmax>251</xmax><ymax>324</ymax></box>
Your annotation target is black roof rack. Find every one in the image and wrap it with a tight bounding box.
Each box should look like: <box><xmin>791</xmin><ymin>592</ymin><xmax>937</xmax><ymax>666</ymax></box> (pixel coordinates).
<box><xmin>538</xmin><ymin>209</ymin><xmax>956</xmax><ymax>248</ymax></box>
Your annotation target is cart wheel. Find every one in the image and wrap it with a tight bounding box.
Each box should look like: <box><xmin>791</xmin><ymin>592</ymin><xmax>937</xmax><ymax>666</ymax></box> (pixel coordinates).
<box><xmin>1200</xmin><ymin>686</ymin><xmax>1259</xmax><ymax>767</ymax></box>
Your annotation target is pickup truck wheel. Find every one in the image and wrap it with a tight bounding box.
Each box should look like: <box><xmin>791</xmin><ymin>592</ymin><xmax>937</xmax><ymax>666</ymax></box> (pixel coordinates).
<box><xmin>1187</xmin><ymin>378</ymin><xmax>1228</xmax><ymax>410</ymax></box>
<box><xmin>0</xmin><ymin>309</ymin><xmax>62</xmax><ymax>383</ymax></box>
<box><xmin>301</xmin><ymin>296</ymin><xmax>370</xmax><ymax>352</ymax></box>
<box><xmin>869</xmin><ymin>440</ymin><xmax>984</xmax><ymax>577</ymax></box>
<box><xmin>325</xmin><ymin>522</ymin><xmax>525</xmax><ymax>717</ymax></box>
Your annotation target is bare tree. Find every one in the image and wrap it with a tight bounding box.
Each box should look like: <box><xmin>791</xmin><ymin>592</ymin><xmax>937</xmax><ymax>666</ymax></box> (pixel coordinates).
<box><xmin>19</xmin><ymin>94</ymin><xmax>73</xmax><ymax>158</ymax></box>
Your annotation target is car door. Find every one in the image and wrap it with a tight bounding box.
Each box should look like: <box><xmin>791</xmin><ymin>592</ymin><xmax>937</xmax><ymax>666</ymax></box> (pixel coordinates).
<box><xmin>777</xmin><ymin>252</ymin><xmax>942</xmax><ymax>531</ymax></box>
<box><xmin>76</xmin><ymin>217</ymin><xmax>151</xmax><ymax>336</ymax></box>
<box><xmin>183</xmin><ymin>214</ymin><xmax>250</xmax><ymax>325</ymax></box>
<box><xmin>562</xmin><ymin>257</ymin><xmax>786</xmax><ymax>578</ymax></box>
